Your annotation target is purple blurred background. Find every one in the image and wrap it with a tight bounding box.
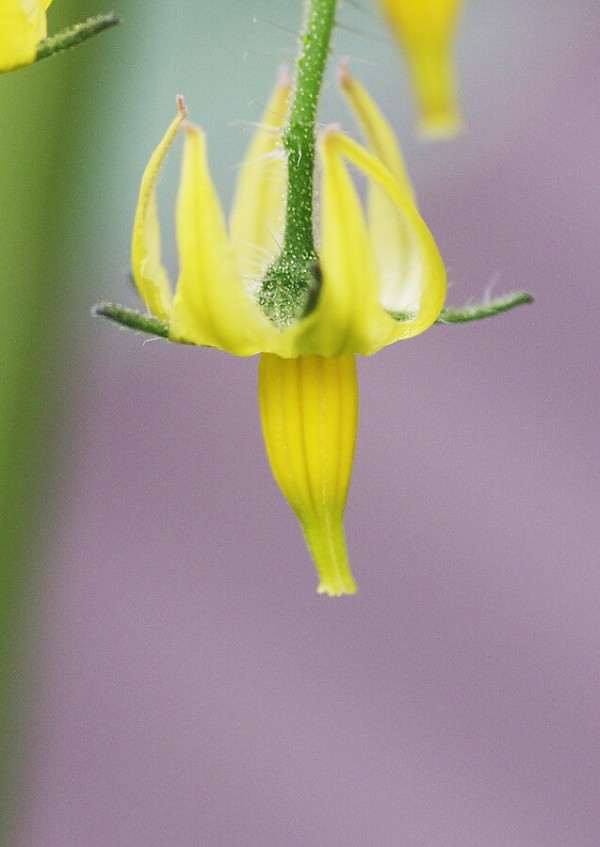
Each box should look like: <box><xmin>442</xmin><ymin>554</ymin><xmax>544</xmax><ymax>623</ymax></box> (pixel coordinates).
<box><xmin>23</xmin><ymin>1</ymin><xmax>599</xmax><ymax>845</ymax></box>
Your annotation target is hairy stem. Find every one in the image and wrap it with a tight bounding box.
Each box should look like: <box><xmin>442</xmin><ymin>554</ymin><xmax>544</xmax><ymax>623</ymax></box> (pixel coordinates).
<box><xmin>388</xmin><ymin>291</ymin><xmax>534</xmax><ymax>325</ymax></box>
<box><xmin>36</xmin><ymin>13</ymin><xmax>121</xmax><ymax>63</ymax></box>
<box><xmin>259</xmin><ymin>0</ymin><xmax>337</xmax><ymax>327</ymax></box>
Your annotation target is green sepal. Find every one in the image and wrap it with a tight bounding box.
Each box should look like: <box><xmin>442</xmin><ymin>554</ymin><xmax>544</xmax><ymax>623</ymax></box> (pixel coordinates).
<box><xmin>36</xmin><ymin>13</ymin><xmax>122</xmax><ymax>63</ymax></box>
<box><xmin>93</xmin><ymin>302</ymin><xmax>169</xmax><ymax>339</ymax></box>
<box><xmin>388</xmin><ymin>291</ymin><xmax>534</xmax><ymax>325</ymax></box>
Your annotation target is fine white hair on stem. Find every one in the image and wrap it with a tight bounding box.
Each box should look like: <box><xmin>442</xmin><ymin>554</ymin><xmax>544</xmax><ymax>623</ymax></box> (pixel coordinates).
<box><xmin>252</xmin><ymin>16</ymin><xmax>301</xmax><ymax>41</ymax></box>
<box><xmin>229</xmin><ymin>120</ymin><xmax>284</xmax><ymax>139</ymax></box>
<box><xmin>238</xmin><ymin>242</ymin><xmax>278</xmax><ymax>263</ymax></box>
<box><xmin>483</xmin><ymin>272</ymin><xmax>504</xmax><ymax>302</ymax></box>
<box><xmin>230</xmin><ymin>88</ymin><xmax>289</xmax><ymax>134</ymax></box>
<box><xmin>266</xmin><ymin>224</ymin><xmax>284</xmax><ymax>253</ymax></box>
<box><xmin>229</xmin><ymin>147</ymin><xmax>285</xmax><ymax>173</ymax></box>
<box><xmin>237</xmin><ymin>237</ymin><xmax>282</xmax><ymax>279</ymax></box>
<box><xmin>335</xmin><ymin>20</ymin><xmax>385</xmax><ymax>42</ymax></box>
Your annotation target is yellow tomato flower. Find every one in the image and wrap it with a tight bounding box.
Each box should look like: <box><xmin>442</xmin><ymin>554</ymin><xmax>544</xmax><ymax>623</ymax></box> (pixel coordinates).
<box><xmin>0</xmin><ymin>0</ymin><xmax>53</xmax><ymax>71</ymax></box>
<box><xmin>130</xmin><ymin>71</ymin><xmax>445</xmax><ymax>595</ymax></box>
<box><xmin>376</xmin><ymin>0</ymin><xmax>465</xmax><ymax>137</ymax></box>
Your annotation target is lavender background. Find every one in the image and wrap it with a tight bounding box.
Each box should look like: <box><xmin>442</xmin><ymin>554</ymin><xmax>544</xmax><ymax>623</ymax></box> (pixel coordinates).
<box><xmin>22</xmin><ymin>1</ymin><xmax>600</xmax><ymax>845</ymax></box>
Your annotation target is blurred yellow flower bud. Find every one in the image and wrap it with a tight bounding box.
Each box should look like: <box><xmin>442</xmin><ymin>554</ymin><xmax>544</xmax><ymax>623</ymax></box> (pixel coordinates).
<box><xmin>376</xmin><ymin>0</ymin><xmax>465</xmax><ymax>138</ymax></box>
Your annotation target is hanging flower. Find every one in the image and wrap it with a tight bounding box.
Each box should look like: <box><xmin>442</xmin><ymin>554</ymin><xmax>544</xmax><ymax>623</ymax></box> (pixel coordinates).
<box><xmin>375</xmin><ymin>0</ymin><xmax>465</xmax><ymax>137</ymax></box>
<box><xmin>0</xmin><ymin>0</ymin><xmax>53</xmax><ymax>71</ymax></box>
<box><xmin>102</xmin><ymin>70</ymin><xmax>446</xmax><ymax>595</ymax></box>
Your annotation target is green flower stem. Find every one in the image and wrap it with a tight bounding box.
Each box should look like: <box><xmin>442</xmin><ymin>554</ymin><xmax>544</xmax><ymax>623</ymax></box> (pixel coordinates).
<box><xmin>389</xmin><ymin>291</ymin><xmax>534</xmax><ymax>325</ymax></box>
<box><xmin>93</xmin><ymin>302</ymin><xmax>170</xmax><ymax>338</ymax></box>
<box><xmin>282</xmin><ymin>0</ymin><xmax>335</xmax><ymax>258</ymax></box>
<box><xmin>35</xmin><ymin>13</ymin><xmax>121</xmax><ymax>63</ymax></box>
<box><xmin>259</xmin><ymin>0</ymin><xmax>337</xmax><ymax>327</ymax></box>
<box><xmin>435</xmin><ymin>291</ymin><xmax>534</xmax><ymax>323</ymax></box>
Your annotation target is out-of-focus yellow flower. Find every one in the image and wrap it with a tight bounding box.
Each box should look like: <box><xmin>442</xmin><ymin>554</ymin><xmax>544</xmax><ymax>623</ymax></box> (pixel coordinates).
<box><xmin>376</xmin><ymin>0</ymin><xmax>465</xmax><ymax>138</ymax></box>
<box><xmin>130</xmin><ymin>71</ymin><xmax>446</xmax><ymax>595</ymax></box>
<box><xmin>0</xmin><ymin>0</ymin><xmax>53</xmax><ymax>72</ymax></box>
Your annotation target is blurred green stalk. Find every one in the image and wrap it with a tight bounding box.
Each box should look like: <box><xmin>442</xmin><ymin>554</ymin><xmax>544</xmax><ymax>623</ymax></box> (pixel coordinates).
<box><xmin>0</xmin><ymin>2</ymin><xmax>120</xmax><ymax>839</ymax></box>
<box><xmin>0</xmin><ymin>69</ymin><xmax>69</xmax><ymax>846</ymax></box>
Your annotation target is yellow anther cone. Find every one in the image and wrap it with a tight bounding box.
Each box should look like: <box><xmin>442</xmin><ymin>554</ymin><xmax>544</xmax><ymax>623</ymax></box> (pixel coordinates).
<box><xmin>258</xmin><ymin>354</ymin><xmax>359</xmax><ymax>596</ymax></box>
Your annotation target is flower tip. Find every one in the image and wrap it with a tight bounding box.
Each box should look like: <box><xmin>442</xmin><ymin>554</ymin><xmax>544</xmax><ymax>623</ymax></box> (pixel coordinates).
<box><xmin>175</xmin><ymin>94</ymin><xmax>188</xmax><ymax>120</ymax></box>
<box><xmin>317</xmin><ymin>580</ymin><xmax>358</xmax><ymax>597</ymax></box>
<box><xmin>417</xmin><ymin>112</ymin><xmax>465</xmax><ymax>141</ymax></box>
<box><xmin>183</xmin><ymin>121</ymin><xmax>204</xmax><ymax>141</ymax></box>
<box><xmin>320</xmin><ymin>123</ymin><xmax>343</xmax><ymax>146</ymax></box>
<box><xmin>277</xmin><ymin>64</ymin><xmax>292</xmax><ymax>90</ymax></box>
<box><xmin>336</xmin><ymin>57</ymin><xmax>352</xmax><ymax>89</ymax></box>
<box><xmin>306</xmin><ymin>513</ymin><xmax>359</xmax><ymax>598</ymax></box>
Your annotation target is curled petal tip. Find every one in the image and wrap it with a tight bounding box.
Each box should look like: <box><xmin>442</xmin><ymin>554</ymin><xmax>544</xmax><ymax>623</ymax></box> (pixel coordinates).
<box><xmin>184</xmin><ymin>122</ymin><xmax>201</xmax><ymax>135</ymax></box>
<box><xmin>317</xmin><ymin>584</ymin><xmax>358</xmax><ymax>598</ymax></box>
<box><xmin>417</xmin><ymin>114</ymin><xmax>465</xmax><ymax>141</ymax></box>
<box><xmin>336</xmin><ymin>57</ymin><xmax>351</xmax><ymax>87</ymax></box>
<box><xmin>321</xmin><ymin>123</ymin><xmax>343</xmax><ymax>144</ymax></box>
<box><xmin>277</xmin><ymin>65</ymin><xmax>292</xmax><ymax>89</ymax></box>
<box><xmin>175</xmin><ymin>94</ymin><xmax>188</xmax><ymax>119</ymax></box>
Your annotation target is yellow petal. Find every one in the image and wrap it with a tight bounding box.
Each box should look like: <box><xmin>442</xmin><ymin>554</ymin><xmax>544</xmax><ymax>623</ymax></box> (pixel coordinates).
<box><xmin>258</xmin><ymin>353</ymin><xmax>359</xmax><ymax>596</ymax></box>
<box><xmin>169</xmin><ymin>123</ymin><xmax>272</xmax><ymax>354</ymax></box>
<box><xmin>131</xmin><ymin>99</ymin><xmax>187</xmax><ymax>321</ymax></box>
<box><xmin>229</xmin><ymin>67</ymin><xmax>291</xmax><ymax>284</ymax></box>
<box><xmin>377</xmin><ymin>0</ymin><xmax>465</xmax><ymax>138</ymax></box>
<box><xmin>338</xmin><ymin>62</ymin><xmax>415</xmax><ymax>203</ymax></box>
<box><xmin>295</xmin><ymin>129</ymin><xmax>384</xmax><ymax>357</ymax></box>
<box><xmin>327</xmin><ymin>131</ymin><xmax>446</xmax><ymax>345</ymax></box>
<box><xmin>0</xmin><ymin>0</ymin><xmax>47</xmax><ymax>71</ymax></box>
<box><xmin>337</xmin><ymin>69</ymin><xmax>426</xmax><ymax>325</ymax></box>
